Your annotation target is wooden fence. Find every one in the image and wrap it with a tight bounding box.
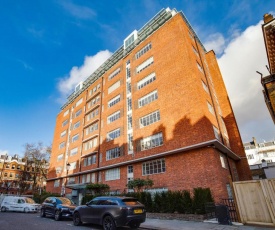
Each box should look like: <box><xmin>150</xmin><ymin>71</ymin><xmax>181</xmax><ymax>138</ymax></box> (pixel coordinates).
<box><xmin>233</xmin><ymin>179</ymin><xmax>275</xmax><ymax>226</ymax></box>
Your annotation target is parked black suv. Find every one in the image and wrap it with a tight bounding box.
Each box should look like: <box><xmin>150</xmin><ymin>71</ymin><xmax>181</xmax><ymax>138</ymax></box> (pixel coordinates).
<box><xmin>73</xmin><ymin>196</ymin><xmax>146</xmax><ymax>229</ymax></box>
<box><xmin>40</xmin><ymin>197</ymin><xmax>76</xmax><ymax>221</ymax></box>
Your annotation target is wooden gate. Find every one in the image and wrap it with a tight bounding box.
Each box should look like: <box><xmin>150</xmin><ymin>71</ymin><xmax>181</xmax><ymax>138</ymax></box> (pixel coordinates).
<box><xmin>233</xmin><ymin>179</ymin><xmax>275</xmax><ymax>226</ymax></box>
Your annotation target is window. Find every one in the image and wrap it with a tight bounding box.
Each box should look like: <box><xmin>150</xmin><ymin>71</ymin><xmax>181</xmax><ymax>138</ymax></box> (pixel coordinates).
<box><xmin>108</xmin><ymin>95</ymin><xmax>121</xmax><ymax>108</ymax></box>
<box><xmin>57</xmin><ymin>154</ymin><xmax>63</xmax><ymax>161</ymax></box>
<box><xmin>68</xmin><ymin>177</ymin><xmax>75</xmax><ymax>184</ymax></box>
<box><xmin>220</xmin><ymin>154</ymin><xmax>228</xmax><ymax>169</ymax></box>
<box><xmin>56</xmin><ymin>167</ymin><xmax>62</xmax><ymax>174</ymax></box>
<box><xmin>87</xmin><ymin>96</ymin><xmax>99</xmax><ymax>109</ymax></box>
<box><xmin>76</xmin><ymin>98</ymin><xmax>83</xmax><ymax>107</ymax></box>
<box><xmin>108</xmin><ymin>81</ymin><xmax>121</xmax><ymax>94</ymax></box>
<box><xmin>142</xmin><ymin>158</ymin><xmax>166</xmax><ymax>175</ymax></box>
<box><xmin>213</xmin><ymin>126</ymin><xmax>221</xmax><ymax>141</ymax></box>
<box><xmin>109</xmin><ymin>68</ymin><xmax>121</xmax><ymax>80</ymax></box>
<box><xmin>128</xmin><ymin>165</ymin><xmax>133</xmax><ymax>173</ymax></box>
<box><xmin>75</xmin><ymin>109</ymin><xmax>82</xmax><ymax>118</ymax></box>
<box><xmin>207</xmin><ymin>102</ymin><xmax>214</xmax><ymax>114</ymax></box>
<box><xmin>86</xmin><ymin>108</ymin><xmax>99</xmax><ymax>122</ymax></box>
<box><xmin>62</xmin><ymin>120</ymin><xmax>68</xmax><ymax>127</ymax></box>
<box><xmin>126</xmin><ymin>66</ymin><xmax>131</xmax><ymax>79</ymax></box>
<box><xmin>136</xmin><ymin>57</ymin><xmax>154</xmax><ymax>74</ymax></box>
<box><xmin>63</xmin><ymin>109</ymin><xmax>69</xmax><ymax>117</ymax></box>
<box><xmin>106</xmin><ymin>147</ymin><xmax>123</xmax><ymax>160</ymax></box>
<box><xmin>127</xmin><ymin>97</ymin><xmax>132</xmax><ymax>111</ymax></box>
<box><xmin>247</xmin><ymin>154</ymin><xmax>254</xmax><ymax>160</ymax></box>
<box><xmin>107</xmin><ymin>111</ymin><xmax>121</xmax><ymax>124</ymax></box>
<box><xmin>60</xmin><ymin>130</ymin><xmax>67</xmax><ymax>138</ymax></box>
<box><xmin>128</xmin><ymin>133</ymin><xmax>133</xmax><ymax>152</ymax></box>
<box><xmin>197</xmin><ymin>62</ymin><xmax>203</xmax><ymax>73</ymax></box>
<box><xmin>72</xmin><ymin>134</ymin><xmax>79</xmax><ymax>143</ymax></box>
<box><xmin>124</xmin><ymin>30</ymin><xmax>137</xmax><ymax>49</ymax></box>
<box><xmin>59</xmin><ymin>142</ymin><xmax>65</xmax><ymax>149</ymax></box>
<box><xmin>73</xmin><ymin>121</ymin><xmax>81</xmax><ymax>130</ymax></box>
<box><xmin>202</xmin><ymin>80</ymin><xmax>209</xmax><ymax>93</ymax></box>
<box><xmin>83</xmin><ymin>138</ymin><xmax>98</xmax><ymax>151</ymax></box>
<box><xmin>70</xmin><ymin>147</ymin><xmax>78</xmax><ymax>156</ymax></box>
<box><xmin>136</xmin><ymin>43</ymin><xmax>152</xmax><ymax>59</ymax></box>
<box><xmin>127</xmin><ymin>82</ymin><xmax>131</xmax><ymax>94</ymax></box>
<box><xmin>107</xmin><ymin>128</ymin><xmax>121</xmax><ymax>141</ymax></box>
<box><xmin>140</xmin><ymin>110</ymin><xmax>160</xmax><ymax>127</ymax></box>
<box><xmin>85</xmin><ymin>122</ymin><xmax>99</xmax><ymax>135</ymax></box>
<box><xmin>137</xmin><ymin>132</ymin><xmax>163</xmax><ymax>151</ymax></box>
<box><xmin>105</xmin><ymin>168</ymin><xmax>120</xmax><ymax>181</ymax></box>
<box><xmin>192</xmin><ymin>46</ymin><xmax>199</xmax><ymax>56</ymax></box>
<box><xmin>83</xmin><ymin>155</ymin><xmax>96</xmax><ymax>166</ymax></box>
<box><xmin>138</xmin><ymin>73</ymin><xmax>156</xmax><ymax>90</ymax></box>
<box><xmin>138</xmin><ymin>90</ymin><xmax>158</xmax><ymax>108</ymax></box>
<box><xmin>54</xmin><ymin>180</ymin><xmax>60</xmax><ymax>187</ymax></box>
<box><xmin>127</xmin><ymin>115</ymin><xmax>132</xmax><ymax>130</ymax></box>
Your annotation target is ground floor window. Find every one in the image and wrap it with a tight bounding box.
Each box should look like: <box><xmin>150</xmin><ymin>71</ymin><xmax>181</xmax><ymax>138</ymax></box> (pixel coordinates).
<box><xmin>142</xmin><ymin>158</ymin><xmax>166</xmax><ymax>175</ymax></box>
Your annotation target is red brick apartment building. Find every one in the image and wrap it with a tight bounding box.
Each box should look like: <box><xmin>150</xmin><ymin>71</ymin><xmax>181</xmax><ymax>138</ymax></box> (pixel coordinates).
<box><xmin>47</xmin><ymin>8</ymin><xmax>251</xmax><ymax>204</ymax></box>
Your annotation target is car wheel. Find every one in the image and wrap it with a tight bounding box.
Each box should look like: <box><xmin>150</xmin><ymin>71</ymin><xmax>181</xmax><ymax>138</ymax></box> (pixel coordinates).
<box><xmin>24</xmin><ymin>207</ymin><xmax>30</xmax><ymax>213</ymax></box>
<box><xmin>40</xmin><ymin>208</ymin><xmax>46</xmax><ymax>217</ymax></box>
<box><xmin>54</xmin><ymin>210</ymin><xmax>61</xmax><ymax>221</ymax></box>
<box><xmin>103</xmin><ymin>215</ymin><xmax>116</xmax><ymax>230</ymax></box>
<box><xmin>73</xmin><ymin>212</ymin><xmax>82</xmax><ymax>226</ymax></box>
<box><xmin>1</xmin><ymin>206</ymin><xmax>6</xmax><ymax>212</ymax></box>
<box><xmin>129</xmin><ymin>222</ymin><xmax>140</xmax><ymax>229</ymax></box>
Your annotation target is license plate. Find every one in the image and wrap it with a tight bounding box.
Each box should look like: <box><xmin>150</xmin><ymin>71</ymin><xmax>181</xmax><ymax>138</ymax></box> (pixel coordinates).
<box><xmin>134</xmin><ymin>209</ymin><xmax>143</xmax><ymax>214</ymax></box>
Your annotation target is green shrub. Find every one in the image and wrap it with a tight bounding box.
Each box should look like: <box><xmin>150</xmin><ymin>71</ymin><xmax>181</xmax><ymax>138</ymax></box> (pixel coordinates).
<box><xmin>192</xmin><ymin>187</ymin><xmax>214</xmax><ymax>214</ymax></box>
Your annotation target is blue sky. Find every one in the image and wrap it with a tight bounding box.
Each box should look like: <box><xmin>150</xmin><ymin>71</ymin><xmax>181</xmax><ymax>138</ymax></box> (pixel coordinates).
<box><xmin>0</xmin><ymin>0</ymin><xmax>274</xmax><ymax>157</ymax></box>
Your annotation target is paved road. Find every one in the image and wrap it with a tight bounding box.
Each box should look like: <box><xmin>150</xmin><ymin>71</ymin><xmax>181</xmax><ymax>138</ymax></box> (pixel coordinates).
<box><xmin>0</xmin><ymin>211</ymin><xmax>136</xmax><ymax>230</ymax></box>
<box><xmin>0</xmin><ymin>211</ymin><xmax>273</xmax><ymax>230</ymax></box>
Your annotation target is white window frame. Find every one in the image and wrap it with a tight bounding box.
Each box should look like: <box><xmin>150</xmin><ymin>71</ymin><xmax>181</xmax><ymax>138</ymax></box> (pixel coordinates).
<box><xmin>62</xmin><ymin>120</ymin><xmax>68</xmax><ymax>127</ymax></box>
<box><xmin>136</xmin><ymin>43</ymin><xmax>152</xmax><ymax>59</ymax></box>
<box><xmin>142</xmin><ymin>158</ymin><xmax>166</xmax><ymax>175</ymax></box>
<box><xmin>136</xmin><ymin>57</ymin><xmax>154</xmax><ymax>74</ymax></box>
<box><xmin>73</xmin><ymin>121</ymin><xmax>81</xmax><ymax>130</ymax></box>
<box><xmin>107</xmin><ymin>128</ymin><xmax>121</xmax><ymax>141</ymax></box>
<box><xmin>140</xmin><ymin>110</ymin><xmax>160</xmax><ymax>128</ymax></box>
<box><xmin>107</xmin><ymin>111</ymin><xmax>121</xmax><ymax>124</ymax></box>
<box><xmin>108</xmin><ymin>81</ymin><xmax>121</xmax><ymax>94</ymax></box>
<box><xmin>59</xmin><ymin>142</ymin><xmax>65</xmax><ymax>149</ymax></box>
<box><xmin>60</xmin><ymin>130</ymin><xmax>67</xmax><ymax>138</ymax></box>
<box><xmin>83</xmin><ymin>138</ymin><xmax>98</xmax><ymax>151</ymax></box>
<box><xmin>106</xmin><ymin>147</ymin><xmax>122</xmax><ymax>160</ymax></box>
<box><xmin>63</xmin><ymin>110</ymin><xmax>69</xmax><ymax>117</ymax></box>
<box><xmin>54</xmin><ymin>180</ymin><xmax>60</xmax><ymax>187</ymax></box>
<box><xmin>105</xmin><ymin>168</ymin><xmax>120</xmax><ymax>181</ymax></box>
<box><xmin>138</xmin><ymin>132</ymin><xmax>163</xmax><ymax>151</ymax></box>
<box><xmin>70</xmin><ymin>147</ymin><xmax>78</xmax><ymax>156</ymax></box>
<box><xmin>57</xmin><ymin>154</ymin><xmax>63</xmax><ymax>161</ymax></box>
<box><xmin>138</xmin><ymin>90</ymin><xmax>158</xmax><ymax>108</ymax></box>
<box><xmin>75</xmin><ymin>109</ymin><xmax>82</xmax><ymax>118</ymax></box>
<box><xmin>207</xmin><ymin>102</ymin><xmax>214</xmax><ymax>114</ymax></box>
<box><xmin>72</xmin><ymin>134</ymin><xmax>79</xmax><ymax>143</ymax></box>
<box><xmin>108</xmin><ymin>95</ymin><xmax>121</xmax><ymax>108</ymax></box>
<box><xmin>138</xmin><ymin>72</ymin><xmax>156</xmax><ymax>90</ymax></box>
<box><xmin>76</xmin><ymin>98</ymin><xmax>83</xmax><ymax>107</ymax></box>
<box><xmin>108</xmin><ymin>68</ymin><xmax>121</xmax><ymax>80</ymax></box>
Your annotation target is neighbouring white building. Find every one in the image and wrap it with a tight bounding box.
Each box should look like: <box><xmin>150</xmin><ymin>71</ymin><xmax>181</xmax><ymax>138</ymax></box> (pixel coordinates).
<box><xmin>244</xmin><ymin>137</ymin><xmax>275</xmax><ymax>179</ymax></box>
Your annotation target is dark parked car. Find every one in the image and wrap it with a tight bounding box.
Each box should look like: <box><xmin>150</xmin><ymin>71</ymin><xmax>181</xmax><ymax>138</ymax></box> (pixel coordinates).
<box><xmin>40</xmin><ymin>197</ymin><xmax>76</xmax><ymax>221</ymax></box>
<box><xmin>73</xmin><ymin>196</ymin><xmax>146</xmax><ymax>230</ymax></box>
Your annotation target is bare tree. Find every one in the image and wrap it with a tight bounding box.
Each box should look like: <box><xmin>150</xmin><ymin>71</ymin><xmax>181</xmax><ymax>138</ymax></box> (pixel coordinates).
<box><xmin>23</xmin><ymin>142</ymin><xmax>51</xmax><ymax>193</ymax></box>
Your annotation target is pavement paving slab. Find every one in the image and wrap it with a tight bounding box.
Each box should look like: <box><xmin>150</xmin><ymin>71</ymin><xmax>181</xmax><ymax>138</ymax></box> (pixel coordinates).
<box><xmin>140</xmin><ymin>218</ymin><xmax>274</xmax><ymax>230</ymax></box>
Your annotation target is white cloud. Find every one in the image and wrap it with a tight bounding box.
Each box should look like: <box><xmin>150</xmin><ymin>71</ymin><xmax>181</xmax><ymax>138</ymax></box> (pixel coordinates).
<box><xmin>58</xmin><ymin>0</ymin><xmax>96</xmax><ymax>19</ymax></box>
<box><xmin>204</xmin><ymin>33</ymin><xmax>225</xmax><ymax>55</ymax></box>
<box><xmin>58</xmin><ymin>50</ymin><xmax>112</xmax><ymax>98</ymax></box>
<box><xmin>217</xmin><ymin>20</ymin><xmax>275</xmax><ymax>142</ymax></box>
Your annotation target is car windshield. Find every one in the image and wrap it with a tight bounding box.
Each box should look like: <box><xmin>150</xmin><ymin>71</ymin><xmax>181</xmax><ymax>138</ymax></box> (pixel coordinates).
<box><xmin>58</xmin><ymin>197</ymin><xmax>74</xmax><ymax>205</ymax></box>
<box><xmin>122</xmin><ymin>199</ymin><xmax>141</xmax><ymax>206</ymax></box>
<box><xmin>25</xmin><ymin>198</ymin><xmax>36</xmax><ymax>204</ymax></box>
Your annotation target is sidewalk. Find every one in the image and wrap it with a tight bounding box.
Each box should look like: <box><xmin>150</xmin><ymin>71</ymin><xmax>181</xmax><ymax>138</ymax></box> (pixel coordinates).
<box><xmin>140</xmin><ymin>218</ymin><xmax>273</xmax><ymax>230</ymax></box>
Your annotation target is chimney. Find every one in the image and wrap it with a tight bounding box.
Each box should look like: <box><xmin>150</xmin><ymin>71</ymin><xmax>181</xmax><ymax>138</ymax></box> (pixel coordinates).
<box><xmin>264</xmin><ymin>13</ymin><xmax>274</xmax><ymax>23</ymax></box>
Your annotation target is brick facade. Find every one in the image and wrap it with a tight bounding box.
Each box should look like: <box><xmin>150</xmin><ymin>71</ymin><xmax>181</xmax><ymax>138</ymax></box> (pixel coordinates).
<box><xmin>47</xmin><ymin>8</ymin><xmax>251</xmax><ymax>203</ymax></box>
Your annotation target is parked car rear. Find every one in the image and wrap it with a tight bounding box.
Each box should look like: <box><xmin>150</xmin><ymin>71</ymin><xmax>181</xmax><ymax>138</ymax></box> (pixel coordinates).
<box><xmin>73</xmin><ymin>196</ymin><xmax>146</xmax><ymax>230</ymax></box>
<box><xmin>40</xmin><ymin>197</ymin><xmax>76</xmax><ymax>221</ymax></box>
